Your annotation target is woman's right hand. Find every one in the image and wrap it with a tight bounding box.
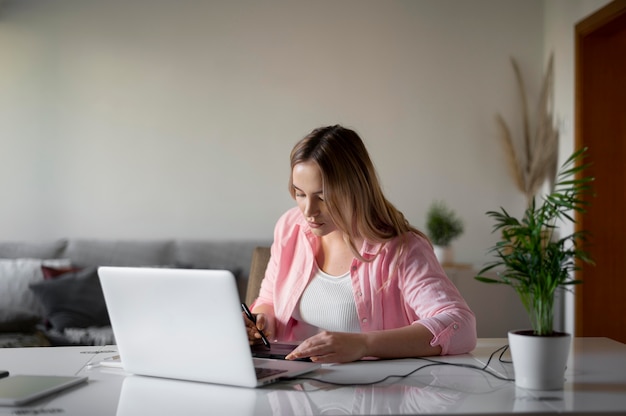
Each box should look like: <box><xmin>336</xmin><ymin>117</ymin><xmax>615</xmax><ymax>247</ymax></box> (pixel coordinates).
<box><xmin>243</xmin><ymin>310</ymin><xmax>275</xmax><ymax>344</ymax></box>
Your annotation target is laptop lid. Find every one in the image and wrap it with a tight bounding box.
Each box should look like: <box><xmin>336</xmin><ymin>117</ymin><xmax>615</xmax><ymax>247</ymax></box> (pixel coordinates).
<box><xmin>98</xmin><ymin>267</ymin><xmax>319</xmax><ymax>388</ymax></box>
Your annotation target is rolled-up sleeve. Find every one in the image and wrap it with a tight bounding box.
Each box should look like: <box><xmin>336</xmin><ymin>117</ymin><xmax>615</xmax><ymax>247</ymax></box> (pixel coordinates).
<box><xmin>417</xmin><ymin>314</ymin><xmax>476</xmax><ymax>355</ymax></box>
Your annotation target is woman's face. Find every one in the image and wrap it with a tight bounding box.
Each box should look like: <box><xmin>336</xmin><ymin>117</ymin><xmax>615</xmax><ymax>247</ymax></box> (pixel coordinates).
<box><xmin>292</xmin><ymin>161</ymin><xmax>337</xmax><ymax>237</ymax></box>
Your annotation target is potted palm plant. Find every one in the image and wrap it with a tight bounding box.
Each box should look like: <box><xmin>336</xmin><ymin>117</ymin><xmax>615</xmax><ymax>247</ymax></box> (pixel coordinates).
<box><xmin>476</xmin><ymin>147</ymin><xmax>594</xmax><ymax>390</ymax></box>
<box><xmin>426</xmin><ymin>200</ymin><xmax>464</xmax><ymax>264</ymax></box>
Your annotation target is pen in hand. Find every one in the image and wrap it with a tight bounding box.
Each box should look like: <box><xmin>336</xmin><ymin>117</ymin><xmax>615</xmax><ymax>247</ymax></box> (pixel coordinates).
<box><xmin>241</xmin><ymin>303</ymin><xmax>271</xmax><ymax>349</ymax></box>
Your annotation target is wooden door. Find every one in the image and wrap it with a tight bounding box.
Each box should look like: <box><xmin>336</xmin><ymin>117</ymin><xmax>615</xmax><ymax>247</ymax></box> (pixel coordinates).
<box><xmin>575</xmin><ymin>0</ymin><xmax>626</xmax><ymax>343</ymax></box>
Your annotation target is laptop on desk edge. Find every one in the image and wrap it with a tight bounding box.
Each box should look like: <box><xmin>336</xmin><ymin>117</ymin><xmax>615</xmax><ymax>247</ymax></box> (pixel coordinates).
<box><xmin>97</xmin><ymin>266</ymin><xmax>319</xmax><ymax>388</ymax></box>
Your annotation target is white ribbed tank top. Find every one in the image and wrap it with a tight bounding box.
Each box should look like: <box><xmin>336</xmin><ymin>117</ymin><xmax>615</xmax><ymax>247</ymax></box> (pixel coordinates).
<box><xmin>294</xmin><ymin>265</ymin><xmax>361</xmax><ymax>333</ymax></box>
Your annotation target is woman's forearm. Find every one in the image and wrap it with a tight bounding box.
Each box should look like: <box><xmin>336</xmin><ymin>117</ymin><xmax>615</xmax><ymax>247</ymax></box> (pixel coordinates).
<box><xmin>286</xmin><ymin>323</ymin><xmax>441</xmax><ymax>362</ymax></box>
<box><xmin>363</xmin><ymin>323</ymin><xmax>441</xmax><ymax>358</ymax></box>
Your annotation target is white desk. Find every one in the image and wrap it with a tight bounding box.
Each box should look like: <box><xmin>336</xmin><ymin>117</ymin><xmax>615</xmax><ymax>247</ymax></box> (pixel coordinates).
<box><xmin>1</xmin><ymin>338</ymin><xmax>625</xmax><ymax>415</ymax></box>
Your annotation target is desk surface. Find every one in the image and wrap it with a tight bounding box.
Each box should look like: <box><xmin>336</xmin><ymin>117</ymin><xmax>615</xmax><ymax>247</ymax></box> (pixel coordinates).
<box><xmin>1</xmin><ymin>338</ymin><xmax>625</xmax><ymax>415</ymax></box>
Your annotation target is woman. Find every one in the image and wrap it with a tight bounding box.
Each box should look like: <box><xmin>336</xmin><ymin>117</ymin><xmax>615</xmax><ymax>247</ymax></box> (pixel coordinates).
<box><xmin>247</xmin><ymin>125</ymin><xmax>476</xmax><ymax>363</ymax></box>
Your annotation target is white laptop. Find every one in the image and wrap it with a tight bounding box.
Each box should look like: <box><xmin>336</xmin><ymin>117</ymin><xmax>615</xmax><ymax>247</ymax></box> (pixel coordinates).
<box><xmin>97</xmin><ymin>267</ymin><xmax>320</xmax><ymax>388</ymax></box>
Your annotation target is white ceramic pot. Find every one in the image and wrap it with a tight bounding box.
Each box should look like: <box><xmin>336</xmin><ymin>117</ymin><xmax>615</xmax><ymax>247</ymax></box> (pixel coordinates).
<box><xmin>508</xmin><ymin>329</ymin><xmax>571</xmax><ymax>390</ymax></box>
<box><xmin>433</xmin><ymin>245</ymin><xmax>453</xmax><ymax>264</ymax></box>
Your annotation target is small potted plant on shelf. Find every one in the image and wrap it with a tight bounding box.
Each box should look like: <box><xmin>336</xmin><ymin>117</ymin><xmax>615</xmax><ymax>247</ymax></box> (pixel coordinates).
<box><xmin>426</xmin><ymin>200</ymin><xmax>464</xmax><ymax>264</ymax></box>
<box><xmin>475</xmin><ymin>147</ymin><xmax>594</xmax><ymax>390</ymax></box>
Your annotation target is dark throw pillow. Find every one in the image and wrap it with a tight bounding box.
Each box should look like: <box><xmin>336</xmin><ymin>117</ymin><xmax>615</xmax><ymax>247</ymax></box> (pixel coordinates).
<box><xmin>29</xmin><ymin>267</ymin><xmax>110</xmax><ymax>331</ymax></box>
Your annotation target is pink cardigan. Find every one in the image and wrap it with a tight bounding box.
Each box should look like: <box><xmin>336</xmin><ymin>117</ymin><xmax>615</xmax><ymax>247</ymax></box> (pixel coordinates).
<box><xmin>253</xmin><ymin>207</ymin><xmax>477</xmax><ymax>355</ymax></box>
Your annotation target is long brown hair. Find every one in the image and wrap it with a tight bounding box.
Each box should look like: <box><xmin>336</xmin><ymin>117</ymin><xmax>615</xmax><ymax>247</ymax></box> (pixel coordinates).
<box><xmin>289</xmin><ymin>125</ymin><xmax>429</xmax><ymax>261</ymax></box>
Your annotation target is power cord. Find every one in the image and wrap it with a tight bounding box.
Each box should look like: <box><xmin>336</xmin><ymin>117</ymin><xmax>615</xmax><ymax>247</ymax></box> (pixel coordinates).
<box><xmin>282</xmin><ymin>345</ymin><xmax>514</xmax><ymax>386</ymax></box>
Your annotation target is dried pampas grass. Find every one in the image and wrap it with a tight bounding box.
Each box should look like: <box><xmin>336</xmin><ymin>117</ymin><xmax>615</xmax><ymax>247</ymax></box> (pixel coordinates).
<box><xmin>497</xmin><ymin>53</ymin><xmax>559</xmax><ymax>206</ymax></box>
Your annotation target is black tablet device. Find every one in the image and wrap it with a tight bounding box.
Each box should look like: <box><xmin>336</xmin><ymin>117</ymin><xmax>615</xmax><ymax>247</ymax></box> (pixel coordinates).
<box><xmin>251</xmin><ymin>342</ymin><xmax>312</xmax><ymax>362</ymax></box>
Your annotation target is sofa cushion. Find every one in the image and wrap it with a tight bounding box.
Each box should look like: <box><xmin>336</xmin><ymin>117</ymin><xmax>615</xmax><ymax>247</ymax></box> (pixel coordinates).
<box><xmin>0</xmin><ymin>240</ymin><xmax>67</xmax><ymax>259</ymax></box>
<box><xmin>63</xmin><ymin>240</ymin><xmax>173</xmax><ymax>266</ymax></box>
<box><xmin>173</xmin><ymin>240</ymin><xmax>268</xmax><ymax>299</ymax></box>
<box><xmin>29</xmin><ymin>266</ymin><xmax>110</xmax><ymax>331</ymax></box>
<box><xmin>172</xmin><ymin>240</ymin><xmax>259</xmax><ymax>274</ymax></box>
<box><xmin>62</xmin><ymin>240</ymin><xmax>175</xmax><ymax>267</ymax></box>
<box><xmin>0</xmin><ymin>258</ymin><xmax>72</xmax><ymax>322</ymax></box>
<box><xmin>63</xmin><ymin>239</ymin><xmax>174</xmax><ymax>266</ymax></box>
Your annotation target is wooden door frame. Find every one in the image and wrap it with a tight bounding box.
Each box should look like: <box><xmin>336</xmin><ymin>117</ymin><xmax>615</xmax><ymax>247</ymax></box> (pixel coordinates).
<box><xmin>574</xmin><ymin>0</ymin><xmax>626</xmax><ymax>336</ymax></box>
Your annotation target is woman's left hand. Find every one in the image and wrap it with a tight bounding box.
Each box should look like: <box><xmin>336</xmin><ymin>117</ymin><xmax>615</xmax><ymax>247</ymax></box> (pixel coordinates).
<box><xmin>285</xmin><ymin>331</ymin><xmax>368</xmax><ymax>363</ymax></box>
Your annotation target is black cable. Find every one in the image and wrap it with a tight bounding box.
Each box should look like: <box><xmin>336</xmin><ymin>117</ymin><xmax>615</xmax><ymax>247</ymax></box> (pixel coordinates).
<box><xmin>282</xmin><ymin>345</ymin><xmax>515</xmax><ymax>387</ymax></box>
<box><xmin>498</xmin><ymin>345</ymin><xmax>513</xmax><ymax>364</ymax></box>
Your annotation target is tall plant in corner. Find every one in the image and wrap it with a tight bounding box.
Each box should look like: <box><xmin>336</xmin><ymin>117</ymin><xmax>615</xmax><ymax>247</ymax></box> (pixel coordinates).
<box><xmin>476</xmin><ymin>147</ymin><xmax>594</xmax><ymax>336</ymax></box>
<box><xmin>476</xmin><ymin>147</ymin><xmax>593</xmax><ymax>390</ymax></box>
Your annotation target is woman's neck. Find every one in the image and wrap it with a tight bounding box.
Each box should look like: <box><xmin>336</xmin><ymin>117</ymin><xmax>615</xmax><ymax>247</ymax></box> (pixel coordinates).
<box><xmin>315</xmin><ymin>232</ymin><xmax>362</xmax><ymax>276</ymax></box>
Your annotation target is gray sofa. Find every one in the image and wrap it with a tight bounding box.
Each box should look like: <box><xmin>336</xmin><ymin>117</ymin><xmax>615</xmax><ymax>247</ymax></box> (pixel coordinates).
<box><xmin>0</xmin><ymin>239</ymin><xmax>269</xmax><ymax>348</ymax></box>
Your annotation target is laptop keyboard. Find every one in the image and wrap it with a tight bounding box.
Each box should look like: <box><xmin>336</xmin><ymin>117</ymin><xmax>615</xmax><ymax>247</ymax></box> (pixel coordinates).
<box><xmin>255</xmin><ymin>367</ymin><xmax>287</xmax><ymax>379</ymax></box>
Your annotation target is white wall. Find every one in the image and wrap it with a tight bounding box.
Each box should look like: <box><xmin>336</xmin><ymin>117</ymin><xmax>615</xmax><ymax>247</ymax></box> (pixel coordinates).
<box><xmin>0</xmin><ymin>0</ymin><xmax>551</xmax><ymax>266</ymax></box>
